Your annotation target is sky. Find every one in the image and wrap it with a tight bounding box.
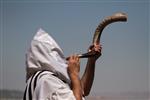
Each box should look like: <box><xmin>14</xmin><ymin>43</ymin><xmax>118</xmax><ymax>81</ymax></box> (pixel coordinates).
<box><xmin>0</xmin><ymin>0</ymin><xmax>149</xmax><ymax>96</ymax></box>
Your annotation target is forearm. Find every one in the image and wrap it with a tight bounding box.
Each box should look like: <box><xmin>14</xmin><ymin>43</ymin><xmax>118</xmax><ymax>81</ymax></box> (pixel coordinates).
<box><xmin>81</xmin><ymin>58</ymin><xmax>96</xmax><ymax>96</ymax></box>
<box><xmin>69</xmin><ymin>73</ymin><xmax>82</xmax><ymax>100</ymax></box>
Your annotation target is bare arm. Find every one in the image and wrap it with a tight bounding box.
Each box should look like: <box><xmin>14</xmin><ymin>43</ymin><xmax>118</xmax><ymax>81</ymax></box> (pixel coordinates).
<box><xmin>68</xmin><ymin>55</ymin><xmax>82</xmax><ymax>100</ymax></box>
<box><xmin>81</xmin><ymin>44</ymin><xmax>102</xmax><ymax>96</ymax></box>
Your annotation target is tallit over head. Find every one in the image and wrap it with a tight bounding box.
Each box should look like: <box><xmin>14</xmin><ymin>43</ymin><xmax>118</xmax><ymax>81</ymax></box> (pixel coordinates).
<box><xmin>26</xmin><ymin>28</ymin><xmax>70</xmax><ymax>83</ymax></box>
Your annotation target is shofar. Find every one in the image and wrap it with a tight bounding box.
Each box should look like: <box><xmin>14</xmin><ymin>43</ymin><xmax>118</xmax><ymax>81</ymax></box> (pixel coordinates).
<box><xmin>67</xmin><ymin>12</ymin><xmax>127</xmax><ymax>59</ymax></box>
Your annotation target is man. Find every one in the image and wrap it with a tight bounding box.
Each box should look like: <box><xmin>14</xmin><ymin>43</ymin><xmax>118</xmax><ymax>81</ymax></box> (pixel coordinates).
<box><xmin>23</xmin><ymin>29</ymin><xmax>102</xmax><ymax>100</ymax></box>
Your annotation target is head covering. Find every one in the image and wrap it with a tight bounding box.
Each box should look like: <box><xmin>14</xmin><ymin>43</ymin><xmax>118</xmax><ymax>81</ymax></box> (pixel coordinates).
<box><xmin>26</xmin><ymin>28</ymin><xmax>70</xmax><ymax>83</ymax></box>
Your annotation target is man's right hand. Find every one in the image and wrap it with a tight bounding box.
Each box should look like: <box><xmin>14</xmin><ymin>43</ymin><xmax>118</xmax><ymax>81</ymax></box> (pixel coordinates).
<box><xmin>67</xmin><ymin>55</ymin><xmax>80</xmax><ymax>76</ymax></box>
<box><xmin>67</xmin><ymin>55</ymin><xmax>82</xmax><ymax>100</ymax></box>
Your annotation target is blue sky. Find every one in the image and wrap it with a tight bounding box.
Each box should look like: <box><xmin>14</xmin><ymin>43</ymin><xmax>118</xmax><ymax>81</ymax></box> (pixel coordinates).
<box><xmin>0</xmin><ymin>0</ymin><xmax>149</xmax><ymax>95</ymax></box>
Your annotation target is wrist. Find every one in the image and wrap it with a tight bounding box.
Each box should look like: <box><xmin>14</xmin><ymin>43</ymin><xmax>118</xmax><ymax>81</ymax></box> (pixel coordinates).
<box><xmin>88</xmin><ymin>58</ymin><xmax>96</xmax><ymax>63</ymax></box>
<box><xmin>69</xmin><ymin>72</ymin><xmax>79</xmax><ymax>79</ymax></box>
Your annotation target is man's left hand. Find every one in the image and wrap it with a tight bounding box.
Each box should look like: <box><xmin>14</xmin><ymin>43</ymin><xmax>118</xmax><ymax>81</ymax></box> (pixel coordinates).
<box><xmin>88</xmin><ymin>43</ymin><xmax>102</xmax><ymax>61</ymax></box>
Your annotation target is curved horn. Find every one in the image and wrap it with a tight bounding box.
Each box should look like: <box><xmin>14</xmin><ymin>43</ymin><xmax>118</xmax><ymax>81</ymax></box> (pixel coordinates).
<box><xmin>66</xmin><ymin>12</ymin><xmax>127</xmax><ymax>59</ymax></box>
<box><xmin>93</xmin><ymin>12</ymin><xmax>127</xmax><ymax>44</ymax></box>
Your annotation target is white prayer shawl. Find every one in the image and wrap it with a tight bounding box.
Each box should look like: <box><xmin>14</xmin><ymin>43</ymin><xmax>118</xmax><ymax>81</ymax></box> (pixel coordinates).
<box><xmin>24</xmin><ymin>71</ymin><xmax>78</xmax><ymax>100</ymax></box>
<box><xmin>26</xmin><ymin>28</ymin><xmax>70</xmax><ymax>83</ymax></box>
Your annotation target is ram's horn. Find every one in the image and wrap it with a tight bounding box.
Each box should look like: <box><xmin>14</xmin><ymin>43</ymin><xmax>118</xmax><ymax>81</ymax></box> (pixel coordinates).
<box><xmin>93</xmin><ymin>12</ymin><xmax>127</xmax><ymax>44</ymax></box>
<box><xmin>66</xmin><ymin>12</ymin><xmax>127</xmax><ymax>59</ymax></box>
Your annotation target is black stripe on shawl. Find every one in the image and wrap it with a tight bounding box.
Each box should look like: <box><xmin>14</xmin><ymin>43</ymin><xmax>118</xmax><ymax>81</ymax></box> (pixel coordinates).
<box><xmin>28</xmin><ymin>72</ymin><xmax>36</xmax><ymax>100</ymax></box>
<box><xmin>33</xmin><ymin>71</ymin><xmax>44</xmax><ymax>91</ymax></box>
<box><xmin>23</xmin><ymin>84</ymin><xmax>27</xmax><ymax>100</ymax></box>
<box><xmin>28</xmin><ymin>71</ymin><xmax>44</xmax><ymax>100</ymax></box>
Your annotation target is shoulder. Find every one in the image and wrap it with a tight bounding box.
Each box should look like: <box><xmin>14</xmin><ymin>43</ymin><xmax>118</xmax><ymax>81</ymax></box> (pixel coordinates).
<box><xmin>34</xmin><ymin>71</ymin><xmax>76</xmax><ymax>100</ymax></box>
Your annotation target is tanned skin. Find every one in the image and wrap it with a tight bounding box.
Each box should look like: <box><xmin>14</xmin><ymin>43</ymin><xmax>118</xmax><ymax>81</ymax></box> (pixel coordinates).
<box><xmin>68</xmin><ymin>55</ymin><xmax>82</xmax><ymax>100</ymax></box>
<box><xmin>67</xmin><ymin>43</ymin><xmax>102</xmax><ymax>100</ymax></box>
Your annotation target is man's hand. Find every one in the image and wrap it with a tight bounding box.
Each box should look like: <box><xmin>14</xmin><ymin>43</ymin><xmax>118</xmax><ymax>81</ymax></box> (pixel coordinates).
<box><xmin>88</xmin><ymin>43</ymin><xmax>102</xmax><ymax>62</ymax></box>
<box><xmin>67</xmin><ymin>55</ymin><xmax>82</xmax><ymax>100</ymax></box>
<box><xmin>67</xmin><ymin>55</ymin><xmax>80</xmax><ymax>76</ymax></box>
<box><xmin>80</xmin><ymin>43</ymin><xmax>102</xmax><ymax>96</ymax></box>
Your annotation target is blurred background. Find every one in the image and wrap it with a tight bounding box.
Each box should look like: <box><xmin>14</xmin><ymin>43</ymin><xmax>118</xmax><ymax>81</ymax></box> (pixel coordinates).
<box><xmin>0</xmin><ymin>0</ymin><xmax>149</xmax><ymax>99</ymax></box>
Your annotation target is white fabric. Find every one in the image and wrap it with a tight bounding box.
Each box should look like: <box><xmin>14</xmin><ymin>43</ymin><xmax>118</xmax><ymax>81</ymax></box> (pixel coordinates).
<box><xmin>33</xmin><ymin>71</ymin><xmax>77</xmax><ymax>100</ymax></box>
<box><xmin>24</xmin><ymin>71</ymin><xmax>82</xmax><ymax>100</ymax></box>
<box><xmin>26</xmin><ymin>28</ymin><xmax>70</xmax><ymax>83</ymax></box>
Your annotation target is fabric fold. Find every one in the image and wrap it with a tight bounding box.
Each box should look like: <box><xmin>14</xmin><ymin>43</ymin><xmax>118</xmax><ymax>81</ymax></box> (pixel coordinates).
<box><xmin>26</xmin><ymin>28</ymin><xmax>70</xmax><ymax>83</ymax></box>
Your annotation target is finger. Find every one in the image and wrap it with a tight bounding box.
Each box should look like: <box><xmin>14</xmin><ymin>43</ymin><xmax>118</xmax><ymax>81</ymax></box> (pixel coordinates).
<box><xmin>95</xmin><ymin>44</ymin><xmax>102</xmax><ymax>50</ymax></box>
<box><xmin>94</xmin><ymin>45</ymin><xmax>99</xmax><ymax>50</ymax></box>
<box><xmin>97</xmin><ymin>48</ymin><xmax>101</xmax><ymax>52</ymax></box>
<box><xmin>77</xmin><ymin>56</ymin><xmax>80</xmax><ymax>62</ymax></box>
<box><xmin>77</xmin><ymin>57</ymin><xmax>80</xmax><ymax>65</ymax></box>
<box><xmin>89</xmin><ymin>45</ymin><xmax>94</xmax><ymax>50</ymax></box>
<box><xmin>75</xmin><ymin>54</ymin><xmax>79</xmax><ymax>61</ymax></box>
<box><xmin>95</xmin><ymin>44</ymin><xmax>101</xmax><ymax>48</ymax></box>
<box><xmin>70</xmin><ymin>55</ymin><xmax>75</xmax><ymax>60</ymax></box>
<box><xmin>72</xmin><ymin>54</ymin><xmax>76</xmax><ymax>59</ymax></box>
